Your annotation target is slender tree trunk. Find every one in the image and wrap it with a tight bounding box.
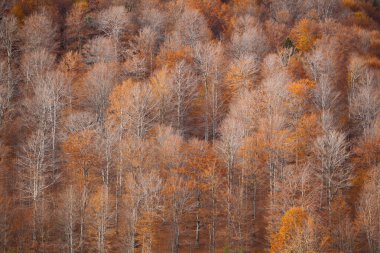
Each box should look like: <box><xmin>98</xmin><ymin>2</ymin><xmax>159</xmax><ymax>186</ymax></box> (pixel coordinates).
<box><xmin>196</xmin><ymin>214</ymin><xmax>200</xmax><ymax>247</ymax></box>
<box><xmin>52</xmin><ymin>101</ymin><xmax>57</xmax><ymax>175</ymax></box>
<box><xmin>80</xmin><ymin>185</ymin><xmax>87</xmax><ymax>253</ymax></box>
<box><xmin>33</xmin><ymin>199</ymin><xmax>37</xmax><ymax>244</ymax></box>
<box><xmin>204</xmin><ymin>78</ymin><xmax>209</xmax><ymax>141</ymax></box>
<box><xmin>172</xmin><ymin>221</ymin><xmax>179</xmax><ymax>253</ymax></box>
<box><xmin>6</xmin><ymin>49</ymin><xmax>12</xmax><ymax>103</ymax></box>
<box><xmin>253</xmin><ymin>177</ymin><xmax>256</xmax><ymax>220</ymax></box>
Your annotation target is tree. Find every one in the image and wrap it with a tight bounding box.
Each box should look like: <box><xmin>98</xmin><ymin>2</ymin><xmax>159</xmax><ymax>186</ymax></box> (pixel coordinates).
<box><xmin>170</xmin><ymin>61</ymin><xmax>197</xmax><ymax>133</ymax></box>
<box><xmin>63</xmin><ymin>129</ymin><xmax>100</xmax><ymax>253</ymax></box>
<box><xmin>0</xmin><ymin>15</ymin><xmax>18</xmax><ymax>101</ymax></box>
<box><xmin>225</xmin><ymin>55</ymin><xmax>260</xmax><ymax>96</ymax></box>
<box><xmin>97</xmin><ymin>5</ymin><xmax>129</xmax><ymax>39</ymax></box>
<box><xmin>217</xmin><ymin>116</ymin><xmax>244</xmax><ymax>199</ymax></box>
<box><xmin>17</xmin><ymin>129</ymin><xmax>57</xmax><ymax>247</ymax></box>
<box><xmin>108</xmin><ymin>79</ymin><xmax>158</xmax><ymax>139</ymax></box>
<box><xmin>287</xmin><ymin>79</ymin><xmax>319</xmax><ymax>164</ymax></box>
<box><xmin>314</xmin><ymin>130</ymin><xmax>351</xmax><ymax>224</ymax></box>
<box><xmin>0</xmin><ymin>61</ymin><xmax>13</xmax><ymax>125</ymax></box>
<box><xmin>65</xmin><ymin>1</ymin><xmax>89</xmax><ymax>50</ymax></box>
<box><xmin>164</xmin><ymin>174</ymin><xmax>195</xmax><ymax>253</ymax></box>
<box><xmin>183</xmin><ymin>138</ymin><xmax>222</xmax><ymax>252</ymax></box>
<box><xmin>348</xmin><ymin>57</ymin><xmax>380</xmax><ymax>138</ymax></box>
<box><xmin>35</xmin><ymin>70</ymin><xmax>71</xmax><ymax>167</ymax></box>
<box><xmin>278</xmin><ymin>164</ymin><xmax>318</xmax><ymax>208</ymax></box>
<box><xmin>193</xmin><ymin>41</ymin><xmax>226</xmax><ymax>141</ymax></box>
<box><xmin>270</xmin><ymin>207</ymin><xmax>323</xmax><ymax>253</ymax></box>
<box><xmin>305</xmin><ymin>0</ymin><xmax>342</xmax><ymax>20</ymax></box>
<box><xmin>58</xmin><ymin>50</ymin><xmax>86</xmax><ymax>84</ymax></box>
<box><xmin>22</xmin><ymin>69</ymin><xmax>71</xmax><ymax>176</ymax></box>
<box><xmin>287</xmin><ymin>79</ymin><xmax>315</xmax><ymax>112</ymax></box>
<box><xmin>357</xmin><ymin>166</ymin><xmax>380</xmax><ymax>253</ymax></box>
<box><xmin>269</xmin><ymin>0</ymin><xmax>301</xmax><ymax>23</ymax></box>
<box><xmin>330</xmin><ymin>194</ymin><xmax>356</xmax><ymax>252</ymax></box>
<box><xmin>21</xmin><ymin>49</ymin><xmax>56</xmax><ymax>88</ymax></box>
<box><xmin>139</xmin><ymin>7</ymin><xmax>167</xmax><ymax>39</ymax></box>
<box><xmin>108</xmin><ymin>80</ymin><xmax>158</xmax><ymax>234</ymax></box>
<box><xmin>230</xmin><ymin>24</ymin><xmax>269</xmax><ymax>60</ymax></box>
<box><xmin>306</xmin><ymin>38</ymin><xmax>341</xmax><ymax>85</ymax></box>
<box><xmin>311</xmin><ymin>76</ymin><xmax>341</xmax><ymax>131</ymax></box>
<box><xmin>149</xmin><ymin>67</ymin><xmax>174</xmax><ymax>124</ymax></box>
<box><xmin>290</xmin><ymin>18</ymin><xmax>318</xmax><ymax>53</ymax></box>
<box><xmin>232</xmin><ymin>91</ymin><xmax>267</xmax><ymax>225</ymax></box>
<box><xmin>0</xmin><ymin>0</ymin><xmax>10</xmax><ymax>17</ymax></box>
<box><xmin>84</xmin><ymin>36</ymin><xmax>118</xmax><ymax>64</ymax></box>
<box><xmin>84</xmin><ymin>62</ymin><xmax>118</xmax><ymax>127</ymax></box>
<box><xmin>153</xmin><ymin>125</ymin><xmax>197</xmax><ymax>252</ymax></box>
<box><xmin>59</xmin><ymin>185</ymin><xmax>79</xmax><ymax>253</ymax></box>
<box><xmin>216</xmin><ymin>87</ymin><xmax>270</xmax><ymax>251</ymax></box>
<box><xmin>124</xmin><ymin>170</ymin><xmax>162</xmax><ymax>253</ymax></box>
<box><xmin>89</xmin><ymin>185</ymin><xmax>113</xmax><ymax>253</ymax></box>
<box><xmin>172</xmin><ymin>8</ymin><xmax>210</xmax><ymax>48</ymax></box>
<box><xmin>262</xmin><ymin>67</ymin><xmax>292</xmax><ymax>199</ymax></box>
<box><xmin>21</xmin><ymin>12</ymin><xmax>58</xmax><ymax>52</ymax></box>
<box><xmin>125</xmin><ymin>27</ymin><xmax>160</xmax><ymax>76</ymax></box>
<box><xmin>97</xmin><ymin>5</ymin><xmax>130</xmax><ymax>56</ymax></box>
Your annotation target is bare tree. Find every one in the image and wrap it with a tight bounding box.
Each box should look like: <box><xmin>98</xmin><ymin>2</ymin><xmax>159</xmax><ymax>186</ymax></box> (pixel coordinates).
<box><xmin>164</xmin><ymin>174</ymin><xmax>195</xmax><ymax>253</ymax></box>
<box><xmin>22</xmin><ymin>70</ymin><xmax>70</xmax><ymax>174</ymax></box>
<box><xmin>108</xmin><ymin>79</ymin><xmax>158</xmax><ymax>139</ymax></box>
<box><xmin>216</xmin><ymin>115</ymin><xmax>246</xmax><ymax>248</ymax></box>
<box><xmin>314</xmin><ymin>130</ymin><xmax>350</xmax><ymax>224</ymax></box>
<box><xmin>97</xmin><ymin>5</ymin><xmax>129</xmax><ymax>40</ymax></box>
<box><xmin>60</xmin><ymin>185</ymin><xmax>79</xmax><ymax>253</ymax></box>
<box><xmin>21</xmin><ymin>12</ymin><xmax>58</xmax><ymax>53</ymax></box>
<box><xmin>172</xmin><ymin>8</ymin><xmax>210</xmax><ymax>48</ymax></box>
<box><xmin>139</xmin><ymin>7</ymin><xmax>167</xmax><ymax>40</ymax></box>
<box><xmin>226</xmin><ymin>90</ymin><xmax>264</xmax><ymax>137</ymax></box>
<box><xmin>0</xmin><ymin>15</ymin><xmax>18</xmax><ymax>100</ymax></box>
<box><xmin>269</xmin><ymin>0</ymin><xmax>302</xmax><ymax>22</ymax></box>
<box><xmin>17</xmin><ymin>130</ymin><xmax>57</xmax><ymax>246</ymax></box>
<box><xmin>97</xmin><ymin>5</ymin><xmax>130</xmax><ymax>56</ymax></box>
<box><xmin>124</xmin><ymin>170</ymin><xmax>162</xmax><ymax>253</ymax></box>
<box><xmin>348</xmin><ymin>60</ymin><xmax>380</xmax><ymax>138</ymax></box>
<box><xmin>226</xmin><ymin>55</ymin><xmax>260</xmax><ymax>96</ymax></box>
<box><xmin>125</xmin><ymin>27</ymin><xmax>160</xmax><ymax>76</ymax></box>
<box><xmin>306</xmin><ymin>39</ymin><xmax>340</xmax><ymax>85</ymax></box>
<box><xmin>261</xmin><ymin>67</ymin><xmax>293</xmax><ymax>238</ymax></box>
<box><xmin>36</xmin><ymin>70</ymin><xmax>71</xmax><ymax>167</ymax></box>
<box><xmin>357</xmin><ymin>166</ymin><xmax>380</xmax><ymax>253</ymax></box>
<box><xmin>0</xmin><ymin>61</ymin><xmax>13</xmax><ymax>125</ymax></box>
<box><xmin>90</xmin><ymin>185</ymin><xmax>113</xmax><ymax>253</ymax></box>
<box><xmin>64</xmin><ymin>111</ymin><xmax>97</xmax><ymax>134</ymax></box>
<box><xmin>193</xmin><ymin>42</ymin><xmax>226</xmax><ymax>141</ymax></box>
<box><xmin>63</xmin><ymin>130</ymin><xmax>100</xmax><ymax>253</ymax></box>
<box><xmin>21</xmin><ymin>49</ymin><xmax>56</xmax><ymax>88</ymax></box>
<box><xmin>84</xmin><ymin>36</ymin><xmax>118</xmax><ymax>64</ymax></box>
<box><xmin>217</xmin><ymin>116</ymin><xmax>245</xmax><ymax>198</ymax></box>
<box><xmin>170</xmin><ymin>60</ymin><xmax>197</xmax><ymax>133</ymax></box>
<box><xmin>304</xmin><ymin>0</ymin><xmax>342</xmax><ymax>19</ymax></box>
<box><xmin>230</xmin><ymin>22</ymin><xmax>269</xmax><ymax>61</ymax></box>
<box><xmin>84</xmin><ymin>62</ymin><xmax>118</xmax><ymax>127</ymax></box>
<box><xmin>312</xmin><ymin>75</ymin><xmax>340</xmax><ymax>131</ymax></box>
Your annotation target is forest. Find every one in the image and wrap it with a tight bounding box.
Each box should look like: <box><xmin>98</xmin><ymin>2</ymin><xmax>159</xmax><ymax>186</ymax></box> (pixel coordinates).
<box><xmin>0</xmin><ymin>0</ymin><xmax>380</xmax><ymax>252</ymax></box>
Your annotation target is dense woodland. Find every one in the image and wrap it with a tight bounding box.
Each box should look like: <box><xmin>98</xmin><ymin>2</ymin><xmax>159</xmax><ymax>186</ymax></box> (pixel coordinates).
<box><xmin>0</xmin><ymin>0</ymin><xmax>380</xmax><ymax>252</ymax></box>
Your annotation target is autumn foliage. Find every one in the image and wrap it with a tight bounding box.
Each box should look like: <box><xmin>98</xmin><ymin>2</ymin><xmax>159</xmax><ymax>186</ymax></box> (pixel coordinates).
<box><xmin>0</xmin><ymin>0</ymin><xmax>379</xmax><ymax>253</ymax></box>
